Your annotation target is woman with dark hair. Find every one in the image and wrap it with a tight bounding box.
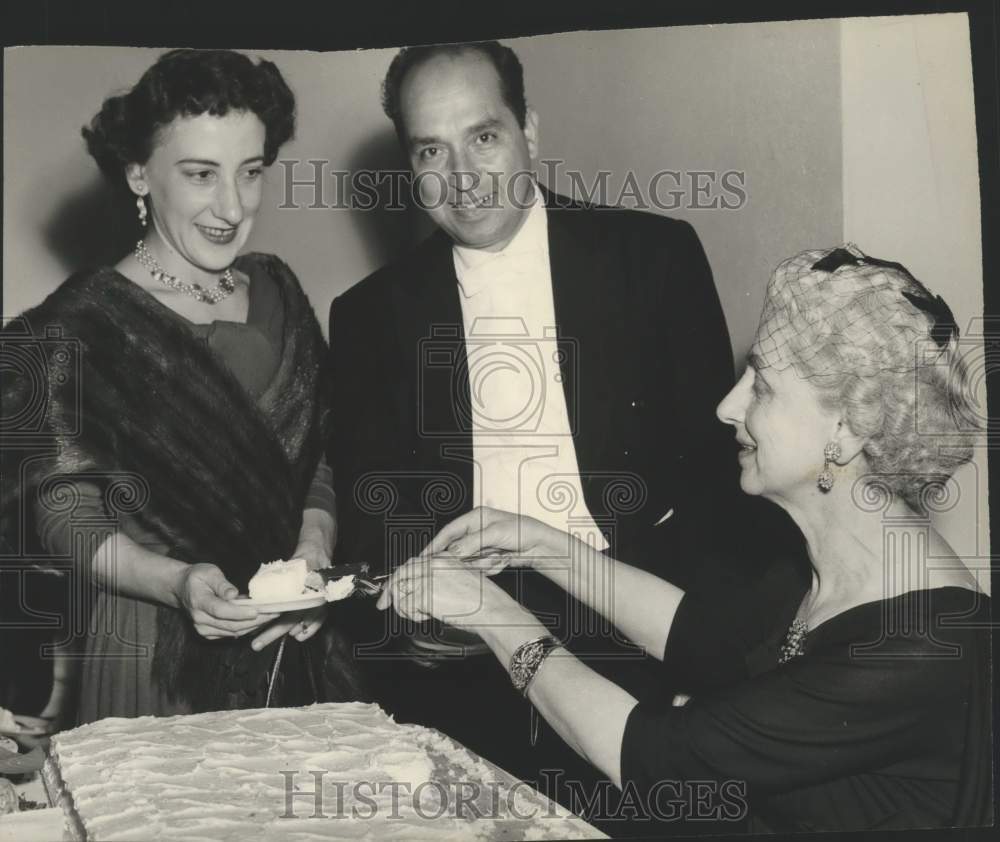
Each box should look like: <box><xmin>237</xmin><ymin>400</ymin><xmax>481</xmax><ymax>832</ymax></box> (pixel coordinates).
<box><xmin>1</xmin><ymin>49</ymin><xmax>364</xmax><ymax>723</ymax></box>
<box><xmin>379</xmin><ymin>245</ymin><xmax>991</xmax><ymax>832</ymax></box>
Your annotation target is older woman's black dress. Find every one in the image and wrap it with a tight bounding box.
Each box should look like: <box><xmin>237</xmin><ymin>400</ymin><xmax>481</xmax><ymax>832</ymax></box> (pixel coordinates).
<box><xmin>620</xmin><ymin>571</ymin><xmax>992</xmax><ymax>832</ymax></box>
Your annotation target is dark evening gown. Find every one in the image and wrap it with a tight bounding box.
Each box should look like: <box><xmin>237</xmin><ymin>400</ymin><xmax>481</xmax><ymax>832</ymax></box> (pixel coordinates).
<box><xmin>620</xmin><ymin>568</ymin><xmax>993</xmax><ymax>833</ymax></box>
<box><xmin>33</xmin><ymin>260</ymin><xmax>336</xmax><ymax>724</ymax></box>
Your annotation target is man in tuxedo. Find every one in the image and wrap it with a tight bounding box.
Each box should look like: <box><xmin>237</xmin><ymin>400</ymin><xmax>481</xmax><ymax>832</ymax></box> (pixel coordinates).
<box><xmin>329</xmin><ymin>41</ymin><xmax>788</xmax><ymax>807</ymax></box>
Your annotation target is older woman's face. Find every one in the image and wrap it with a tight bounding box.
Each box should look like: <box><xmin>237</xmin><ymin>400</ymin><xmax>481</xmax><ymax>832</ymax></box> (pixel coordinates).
<box><xmin>136</xmin><ymin>110</ymin><xmax>265</xmax><ymax>273</ymax></box>
<box><xmin>716</xmin><ymin>360</ymin><xmax>837</xmax><ymax>503</ymax></box>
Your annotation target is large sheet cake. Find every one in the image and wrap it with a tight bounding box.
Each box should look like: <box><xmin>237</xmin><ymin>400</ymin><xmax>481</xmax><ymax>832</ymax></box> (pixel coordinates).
<box><xmin>45</xmin><ymin>702</ymin><xmax>604</xmax><ymax>841</ymax></box>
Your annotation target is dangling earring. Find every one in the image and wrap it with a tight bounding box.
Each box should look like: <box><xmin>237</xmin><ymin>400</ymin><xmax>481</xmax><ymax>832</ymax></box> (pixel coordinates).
<box><xmin>136</xmin><ymin>193</ymin><xmax>148</xmax><ymax>228</ymax></box>
<box><xmin>817</xmin><ymin>441</ymin><xmax>841</xmax><ymax>492</ymax></box>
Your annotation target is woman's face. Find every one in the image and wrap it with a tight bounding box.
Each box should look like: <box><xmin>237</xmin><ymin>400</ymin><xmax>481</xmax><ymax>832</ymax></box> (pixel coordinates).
<box><xmin>716</xmin><ymin>358</ymin><xmax>838</xmax><ymax>503</ymax></box>
<box><xmin>132</xmin><ymin>110</ymin><xmax>266</xmax><ymax>273</ymax></box>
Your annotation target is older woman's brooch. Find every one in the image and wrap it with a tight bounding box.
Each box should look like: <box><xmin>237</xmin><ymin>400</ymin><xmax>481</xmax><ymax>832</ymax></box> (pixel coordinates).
<box><xmin>778</xmin><ymin>618</ymin><xmax>808</xmax><ymax>664</ymax></box>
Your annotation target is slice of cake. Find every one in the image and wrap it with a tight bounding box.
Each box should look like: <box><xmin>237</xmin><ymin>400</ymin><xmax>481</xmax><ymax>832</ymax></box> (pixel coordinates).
<box><xmin>247</xmin><ymin>558</ymin><xmax>310</xmax><ymax>602</ymax></box>
<box><xmin>246</xmin><ymin>561</ymin><xmax>359</xmax><ymax>604</ymax></box>
<box><xmin>47</xmin><ymin>702</ymin><xmax>604</xmax><ymax>841</ymax></box>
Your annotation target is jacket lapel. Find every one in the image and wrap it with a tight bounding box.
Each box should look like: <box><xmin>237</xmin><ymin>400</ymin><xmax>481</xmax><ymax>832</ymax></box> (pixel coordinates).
<box><xmin>544</xmin><ymin>191</ymin><xmax>636</xmax><ymax>487</ymax></box>
<box><xmin>390</xmin><ymin>232</ymin><xmax>475</xmax><ymax>493</ymax></box>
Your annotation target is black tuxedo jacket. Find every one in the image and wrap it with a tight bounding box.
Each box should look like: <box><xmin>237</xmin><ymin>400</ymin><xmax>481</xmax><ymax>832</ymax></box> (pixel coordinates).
<box><xmin>329</xmin><ymin>190</ymin><xmax>751</xmax><ymax>595</ymax></box>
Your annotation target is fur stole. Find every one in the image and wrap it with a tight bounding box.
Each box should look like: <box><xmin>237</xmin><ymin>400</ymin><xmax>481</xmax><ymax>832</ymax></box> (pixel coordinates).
<box><xmin>1</xmin><ymin>253</ymin><xmax>343</xmax><ymax>710</ymax></box>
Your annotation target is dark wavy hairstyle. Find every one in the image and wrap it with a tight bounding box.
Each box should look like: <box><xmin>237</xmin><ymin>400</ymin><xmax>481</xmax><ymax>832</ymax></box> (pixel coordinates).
<box><xmin>82</xmin><ymin>49</ymin><xmax>295</xmax><ymax>191</ymax></box>
<box><xmin>381</xmin><ymin>41</ymin><xmax>527</xmax><ymax>141</ymax></box>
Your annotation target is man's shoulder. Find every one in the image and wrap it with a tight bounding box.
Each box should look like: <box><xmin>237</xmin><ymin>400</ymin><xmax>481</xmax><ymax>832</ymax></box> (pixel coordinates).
<box><xmin>333</xmin><ymin>229</ymin><xmax>450</xmax><ymax>313</ymax></box>
<box><xmin>545</xmin><ymin>190</ymin><xmax>696</xmax><ymax>243</ymax></box>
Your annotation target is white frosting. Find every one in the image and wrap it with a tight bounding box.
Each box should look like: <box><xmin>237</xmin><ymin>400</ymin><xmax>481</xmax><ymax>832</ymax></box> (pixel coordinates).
<box><xmin>247</xmin><ymin>558</ymin><xmax>308</xmax><ymax>602</ymax></box>
<box><xmin>322</xmin><ymin>575</ymin><xmax>356</xmax><ymax>602</ymax></box>
<box><xmin>51</xmin><ymin>703</ymin><xmax>604</xmax><ymax>841</ymax></box>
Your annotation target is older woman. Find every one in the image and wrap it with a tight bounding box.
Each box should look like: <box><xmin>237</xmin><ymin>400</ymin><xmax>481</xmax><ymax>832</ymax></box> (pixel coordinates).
<box><xmin>1</xmin><ymin>49</ymin><xmax>363</xmax><ymax>722</ymax></box>
<box><xmin>378</xmin><ymin>245</ymin><xmax>990</xmax><ymax>832</ymax></box>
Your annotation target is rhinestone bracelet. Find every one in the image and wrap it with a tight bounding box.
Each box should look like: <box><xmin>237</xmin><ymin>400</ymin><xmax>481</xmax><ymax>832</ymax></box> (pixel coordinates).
<box><xmin>509</xmin><ymin>635</ymin><xmax>562</xmax><ymax>696</ymax></box>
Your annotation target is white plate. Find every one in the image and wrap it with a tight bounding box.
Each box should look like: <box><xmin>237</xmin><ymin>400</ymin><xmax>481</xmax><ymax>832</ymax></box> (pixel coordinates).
<box><xmin>231</xmin><ymin>593</ymin><xmax>325</xmax><ymax>613</ymax></box>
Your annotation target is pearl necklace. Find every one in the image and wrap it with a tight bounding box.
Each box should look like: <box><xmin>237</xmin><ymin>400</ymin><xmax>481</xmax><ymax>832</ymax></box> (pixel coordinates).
<box><xmin>134</xmin><ymin>240</ymin><xmax>236</xmax><ymax>304</ymax></box>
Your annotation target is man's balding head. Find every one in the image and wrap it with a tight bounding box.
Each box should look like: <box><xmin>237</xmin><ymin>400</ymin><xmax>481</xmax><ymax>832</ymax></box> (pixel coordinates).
<box><xmin>382</xmin><ymin>41</ymin><xmax>528</xmax><ymax>142</ymax></box>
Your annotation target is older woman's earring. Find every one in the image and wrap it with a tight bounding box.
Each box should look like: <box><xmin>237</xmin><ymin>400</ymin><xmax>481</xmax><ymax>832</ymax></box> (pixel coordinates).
<box><xmin>817</xmin><ymin>442</ymin><xmax>842</xmax><ymax>492</ymax></box>
<box><xmin>136</xmin><ymin>194</ymin><xmax>148</xmax><ymax>228</ymax></box>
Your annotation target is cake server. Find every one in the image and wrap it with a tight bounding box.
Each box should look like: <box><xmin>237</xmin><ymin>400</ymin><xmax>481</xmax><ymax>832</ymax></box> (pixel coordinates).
<box><xmin>307</xmin><ymin>563</ymin><xmax>389</xmax><ymax>597</ymax></box>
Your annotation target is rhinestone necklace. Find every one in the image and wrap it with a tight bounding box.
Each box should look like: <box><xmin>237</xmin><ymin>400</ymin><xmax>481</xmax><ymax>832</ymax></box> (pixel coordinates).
<box><xmin>134</xmin><ymin>240</ymin><xmax>236</xmax><ymax>304</ymax></box>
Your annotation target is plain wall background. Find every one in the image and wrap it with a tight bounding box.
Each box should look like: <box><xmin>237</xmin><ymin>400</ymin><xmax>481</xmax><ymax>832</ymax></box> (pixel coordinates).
<box><xmin>4</xmin><ymin>19</ymin><xmax>845</xmax><ymax>356</ymax></box>
<box><xmin>839</xmin><ymin>15</ymin><xmax>987</xmax><ymax>579</ymax></box>
<box><xmin>3</xmin><ymin>14</ymin><xmax>987</xmax><ymax>577</ymax></box>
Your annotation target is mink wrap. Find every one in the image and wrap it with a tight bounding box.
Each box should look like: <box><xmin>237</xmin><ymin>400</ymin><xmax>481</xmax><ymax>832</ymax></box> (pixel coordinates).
<box><xmin>1</xmin><ymin>254</ymin><xmax>363</xmax><ymax>711</ymax></box>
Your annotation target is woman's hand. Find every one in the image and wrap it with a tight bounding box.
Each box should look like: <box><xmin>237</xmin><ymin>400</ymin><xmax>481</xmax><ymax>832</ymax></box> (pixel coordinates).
<box><xmin>174</xmin><ymin>563</ymin><xmax>279</xmax><ymax>640</ymax></box>
<box><xmin>295</xmin><ymin>508</ymin><xmax>336</xmax><ymax>573</ymax></box>
<box><xmin>250</xmin><ymin>605</ymin><xmax>326</xmax><ymax>651</ymax></box>
<box><xmin>375</xmin><ymin>554</ymin><xmax>517</xmax><ymax>631</ymax></box>
<box><xmin>418</xmin><ymin>507</ymin><xmax>573</xmax><ymax>575</ymax></box>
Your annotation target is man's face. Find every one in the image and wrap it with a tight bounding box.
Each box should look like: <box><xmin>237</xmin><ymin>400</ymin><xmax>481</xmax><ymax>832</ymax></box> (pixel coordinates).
<box><xmin>399</xmin><ymin>50</ymin><xmax>538</xmax><ymax>252</ymax></box>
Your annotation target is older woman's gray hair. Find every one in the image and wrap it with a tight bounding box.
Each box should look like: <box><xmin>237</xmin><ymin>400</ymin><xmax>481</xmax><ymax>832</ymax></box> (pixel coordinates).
<box><xmin>750</xmin><ymin>243</ymin><xmax>981</xmax><ymax>511</ymax></box>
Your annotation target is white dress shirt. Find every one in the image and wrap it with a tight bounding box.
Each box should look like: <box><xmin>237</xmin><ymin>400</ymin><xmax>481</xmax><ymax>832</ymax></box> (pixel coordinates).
<box><xmin>452</xmin><ymin>186</ymin><xmax>608</xmax><ymax>550</ymax></box>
